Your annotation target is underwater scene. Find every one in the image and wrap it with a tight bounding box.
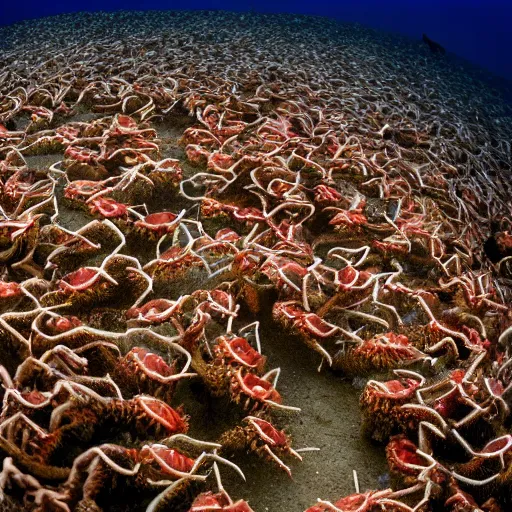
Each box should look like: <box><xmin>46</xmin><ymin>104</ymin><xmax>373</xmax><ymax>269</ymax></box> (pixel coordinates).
<box><xmin>0</xmin><ymin>4</ymin><xmax>511</xmax><ymax>512</ymax></box>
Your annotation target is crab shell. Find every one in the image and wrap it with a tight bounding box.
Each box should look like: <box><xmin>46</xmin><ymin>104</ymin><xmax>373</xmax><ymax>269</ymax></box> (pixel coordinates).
<box><xmin>245</xmin><ymin>417</ymin><xmax>288</xmax><ymax>447</ymax></box>
<box><xmin>214</xmin><ymin>336</ymin><xmax>266</xmax><ymax>372</ymax></box>
<box><xmin>129</xmin><ymin>396</ymin><xmax>188</xmax><ymax>436</ymax></box>
<box><xmin>145</xmin><ymin>247</ymin><xmax>204</xmax><ymax>282</ymax></box>
<box><xmin>115</xmin><ymin>347</ymin><xmax>177</xmax><ymax>401</ymax></box>
<box><xmin>46</xmin><ymin>256</ymin><xmax>148</xmax><ymax>309</ymax></box>
<box><xmin>272</xmin><ymin>302</ymin><xmax>338</xmax><ymax>340</ymax></box>
<box><xmin>134</xmin><ymin>211</ymin><xmax>180</xmax><ymax>238</ymax></box>
<box><xmin>0</xmin><ymin>281</ymin><xmax>22</xmax><ymax>300</ymax></box>
<box><xmin>313</xmin><ymin>184</ymin><xmax>342</xmax><ymax>206</ymax></box>
<box><xmin>64</xmin><ymin>180</ymin><xmax>104</xmax><ymax>202</ymax></box>
<box><xmin>455</xmin><ymin>435</ymin><xmax>512</xmax><ymax>485</ymax></box>
<box><xmin>305</xmin><ymin>490</ymin><xmax>393</xmax><ymax>512</ymax></box>
<box><xmin>89</xmin><ymin>197</ymin><xmax>128</xmax><ymax>218</ymax></box>
<box><xmin>140</xmin><ymin>445</ymin><xmax>195</xmax><ymax>475</ymax></box>
<box><xmin>231</xmin><ymin>369</ymin><xmax>281</xmax><ymax>409</ymax></box>
<box><xmin>44</xmin><ymin>315</ymin><xmax>83</xmax><ymax>334</ymax></box>
<box><xmin>189</xmin><ymin>492</ymin><xmax>254</xmax><ymax>512</ymax></box>
<box><xmin>333</xmin><ymin>332</ymin><xmax>426</xmax><ymax>376</ymax></box>
<box><xmin>259</xmin><ymin>256</ymin><xmax>307</xmax><ymax>296</ymax></box>
<box><xmin>360</xmin><ymin>378</ymin><xmax>421</xmax><ymax>442</ymax></box>
<box><xmin>194</xmin><ymin>289</ymin><xmax>236</xmax><ymax>320</ymax></box>
<box><xmin>149</xmin><ymin>158</ymin><xmax>183</xmax><ymax>187</ymax></box>
<box><xmin>272</xmin><ymin>302</ymin><xmax>339</xmax><ymax>362</ymax></box>
<box><xmin>386</xmin><ymin>435</ymin><xmax>427</xmax><ymax>481</ymax></box>
<box><xmin>126</xmin><ymin>298</ymin><xmax>182</xmax><ymax>326</ymax></box>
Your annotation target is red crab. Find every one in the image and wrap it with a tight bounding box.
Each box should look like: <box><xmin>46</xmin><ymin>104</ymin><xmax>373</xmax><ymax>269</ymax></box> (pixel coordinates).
<box><xmin>213</xmin><ymin>336</ymin><xmax>266</xmax><ymax>372</ymax></box>
<box><xmin>126</xmin><ymin>298</ymin><xmax>183</xmax><ymax>327</ymax></box>
<box><xmin>220</xmin><ymin>416</ymin><xmax>301</xmax><ymax>476</ymax></box>
<box><xmin>360</xmin><ymin>375</ymin><xmax>422</xmax><ymax>442</ymax></box>
<box><xmin>89</xmin><ymin>196</ymin><xmax>128</xmax><ymax>218</ymax></box>
<box><xmin>189</xmin><ymin>491</ymin><xmax>254</xmax><ymax>512</ymax></box>
<box><xmin>333</xmin><ymin>332</ymin><xmax>427</xmax><ymax>376</ymax></box>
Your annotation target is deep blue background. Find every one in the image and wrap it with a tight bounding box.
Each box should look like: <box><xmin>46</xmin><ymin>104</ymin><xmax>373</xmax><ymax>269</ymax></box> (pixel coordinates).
<box><xmin>1</xmin><ymin>1</ymin><xmax>511</xmax><ymax>84</ymax></box>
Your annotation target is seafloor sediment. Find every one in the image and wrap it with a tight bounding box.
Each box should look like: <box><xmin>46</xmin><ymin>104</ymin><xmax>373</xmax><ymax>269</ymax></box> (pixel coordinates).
<box><xmin>0</xmin><ymin>10</ymin><xmax>511</xmax><ymax>512</ymax></box>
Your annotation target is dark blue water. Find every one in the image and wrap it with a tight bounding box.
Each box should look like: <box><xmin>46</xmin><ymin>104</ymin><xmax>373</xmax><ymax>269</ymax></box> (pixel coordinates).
<box><xmin>1</xmin><ymin>0</ymin><xmax>511</xmax><ymax>90</ymax></box>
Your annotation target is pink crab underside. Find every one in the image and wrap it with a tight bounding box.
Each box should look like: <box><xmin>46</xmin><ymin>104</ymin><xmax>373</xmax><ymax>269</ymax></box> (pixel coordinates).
<box><xmin>232</xmin><ymin>207</ymin><xmax>265</xmax><ymax>222</ymax></box>
<box><xmin>238</xmin><ymin>372</ymin><xmax>281</xmax><ymax>403</ymax></box>
<box><xmin>208</xmin><ymin>152</ymin><xmax>235</xmax><ymax>169</ymax></box>
<box><xmin>159</xmin><ymin>246</ymin><xmax>183</xmax><ymax>261</ymax></box>
<box><xmin>117</xmin><ymin>115</ymin><xmax>137</xmax><ymax>130</ymax></box>
<box><xmin>215</xmin><ymin>228</ymin><xmax>241</xmax><ymax>242</ymax></box>
<box><xmin>482</xmin><ymin>435</ymin><xmax>512</xmax><ymax>454</ymax></box>
<box><xmin>219</xmin><ymin>337</ymin><xmax>264</xmax><ymax>368</ymax></box>
<box><xmin>64</xmin><ymin>180</ymin><xmax>103</xmax><ymax>199</ymax></box>
<box><xmin>158</xmin><ymin>159</ymin><xmax>181</xmax><ymax>170</ymax></box>
<box><xmin>60</xmin><ymin>268</ymin><xmax>100</xmax><ymax>290</ymax></box>
<box><xmin>372</xmin><ymin>378</ymin><xmax>420</xmax><ymax>399</ymax></box>
<box><xmin>486</xmin><ymin>378</ymin><xmax>505</xmax><ymax>397</ymax></box>
<box><xmin>208</xmin><ymin>289</ymin><xmax>233</xmax><ymax>309</ymax></box>
<box><xmin>329</xmin><ymin>210</ymin><xmax>367</xmax><ymax>226</ymax></box>
<box><xmin>336</xmin><ymin>265</ymin><xmax>358</xmax><ymax>285</ymax></box>
<box><xmin>89</xmin><ymin>197</ymin><xmax>127</xmax><ymax>218</ymax></box>
<box><xmin>126</xmin><ymin>299</ymin><xmax>178</xmax><ymax>323</ymax></box>
<box><xmin>267</xmin><ymin>258</ymin><xmax>308</xmax><ymax>279</ymax></box>
<box><xmin>137</xmin><ymin>211</ymin><xmax>178</xmax><ymax>228</ymax></box>
<box><xmin>0</xmin><ymin>281</ymin><xmax>22</xmax><ymax>298</ymax></box>
<box><xmin>250</xmin><ymin>417</ymin><xmax>288</xmax><ymax>446</ymax></box>
<box><xmin>276</xmin><ymin>302</ymin><xmax>304</xmax><ymax>320</ymax></box>
<box><xmin>387</xmin><ymin>436</ymin><xmax>426</xmax><ymax>474</ymax></box>
<box><xmin>21</xmin><ymin>390</ymin><xmax>47</xmax><ymax>405</ymax></box>
<box><xmin>144</xmin><ymin>446</ymin><xmax>194</xmax><ymax>474</ymax></box>
<box><xmin>445</xmin><ymin>489</ymin><xmax>480</xmax><ymax>509</ymax></box>
<box><xmin>232</xmin><ymin>251</ymin><xmax>261</xmax><ymax>273</ymax></box>
<box><xmin>303</xmin><ymin>313</ymin><xmax>337</xmax><ymax>337</ymax></box>
<box><xmin>130</xmin><ymin>347</ymin><xmax>174</xmax><ymax>378</ymax></box>
<box><xmin>332</xmin><ymin>491</ymin><xmax>385</xmax><ymax>511</ymax></box>
<box><xmin>64</xmin><ymin>145</ymin><xmax>98</xmax><ymax>161</ymax></box>
<box><xmin>314</xmin><ymin>184</ymin><xmax>342</xmax><ymax>203</ymax></box>
<box><xmin>496</xmin><ymin>231</ymin><xmax>512</xmax><ymax>252</ymax></box>
<box><xmin>138</xmin><ymin>397</ymin><xmax>187</xmax><ymax>432</ymax></box>
<box><xmin>46</xmin><ymin>315</ymin><xmax>82</xmax><ymax>333</ymax></box>
<box><xmin>190</xmin><ymin>492</ymin><xmax>254</xmax><ymax>512</ymax></box>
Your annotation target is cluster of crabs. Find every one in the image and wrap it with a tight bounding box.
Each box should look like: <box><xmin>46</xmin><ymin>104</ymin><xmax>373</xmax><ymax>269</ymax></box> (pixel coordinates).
<box><xmin>1</xmin><ymin>11</ymin><xmax>512</xmax><ymax>511</ymax></box>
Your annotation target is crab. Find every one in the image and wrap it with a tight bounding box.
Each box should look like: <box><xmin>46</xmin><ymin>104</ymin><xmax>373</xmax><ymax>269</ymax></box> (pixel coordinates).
<box><xmin>258</xmin><ymin>255</ymin><xmax>308</xmax><ymax>299</ymax></box>
<box><xmin>126</xmin><ymin>298</ymin><xmax>184</xmax><ymax>327</ymax></box>
<box><xmin>41</xmin><ymin>254</ymin><xmax>149</xmax><ymax>310</ymax></box>
<box><xmin>31</xmin><ymin>389</ymin><xmax>189</xmax><ymax>464</ymax></box>
<box><xmin>88</xmin><ymin>196</ymin><xmax>128</xmax><ymax>218</ymax></box>
<box><xmin>113</xmin><ymin>346</ymin><xmax>195</xmax><ymax>402</ymax></box>
<box><xmin>360</xmin><ymin>372</ymin><xmax>423</xmax><ymax>442</ymax></box>
<box><xmin>332</xmin><ymin>332</ymin><xmax>428</xmax><ymax>377</ymax></box>
<box><xmin>148</xmin><ymin>158</ymin><xmax>183</xmax><ymax>188</ymax></box>
<box><xmin>219</xmin><ymin>416</ymin><xmax>302</xmax><ymax>476</ymax></box>
<box><xmin>26</xmin><ymin>436</ymin><xmax>244</xmax><ymax>512</ymax></box>
<box><xmin>133</xmin><ymin>211</ymin><xmax>183</xmax><ymax>239</ymax></box>
<box><xmin>272</xmin><ymin>301</ymin><xmax>339</xmax><ymax>366</ymax></box>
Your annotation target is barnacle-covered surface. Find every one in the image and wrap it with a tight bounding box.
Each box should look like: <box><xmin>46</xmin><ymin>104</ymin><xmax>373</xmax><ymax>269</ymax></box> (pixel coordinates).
<box><xmin>0</xmin><ymin>10</ymin><xmax>511</xmax><ymax>512</ymax></box>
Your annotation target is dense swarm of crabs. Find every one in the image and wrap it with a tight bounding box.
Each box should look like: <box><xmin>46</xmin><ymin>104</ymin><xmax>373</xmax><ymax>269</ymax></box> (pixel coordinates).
<box><xmin>0</xmin><ymin>9</ymin><xmax>512</xmax><ymax>512</ymax></box>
